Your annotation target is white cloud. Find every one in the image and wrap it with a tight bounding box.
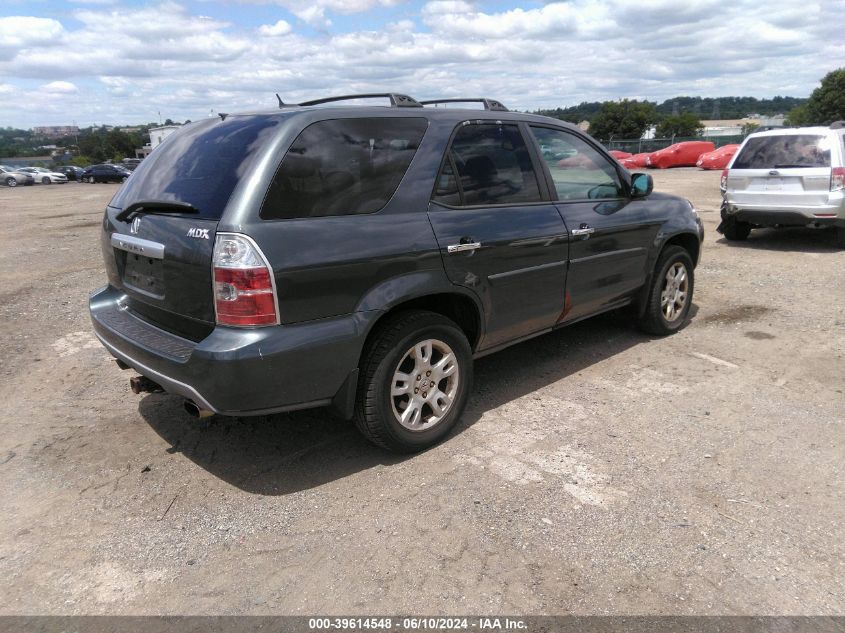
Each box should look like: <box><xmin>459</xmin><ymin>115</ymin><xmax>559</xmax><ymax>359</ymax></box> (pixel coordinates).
<box><xmin>41</xmin><ymin>81</ymin><xmax>78</xmax><ymax>93</ymax></box>
<box><xmin>258</xmin><ymin>19</ymin><xmax>293</xmax><ymax>36</ymax></box>
<box><xmin>0</xmin><ymin>0</ymin><xmax>839</xmax><ymax>127</ymax></box>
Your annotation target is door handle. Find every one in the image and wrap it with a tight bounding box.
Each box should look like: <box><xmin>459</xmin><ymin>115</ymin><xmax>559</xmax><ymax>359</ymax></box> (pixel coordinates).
<box><xmin>571</xmin><ymin>224</ymin><xmax>595</xmax><ymax>238</ymax></box>
<box><xmin>447</xmin><ymin>242</ymin><xmax>482</xmax><ymax>253</ymax></box>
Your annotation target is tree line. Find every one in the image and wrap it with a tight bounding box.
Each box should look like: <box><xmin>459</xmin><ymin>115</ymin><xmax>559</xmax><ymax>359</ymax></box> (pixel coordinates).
<box><xmin>534</xmin><ymin>69</ymin><xmax>844</xmax><ymax>141</ymax></box>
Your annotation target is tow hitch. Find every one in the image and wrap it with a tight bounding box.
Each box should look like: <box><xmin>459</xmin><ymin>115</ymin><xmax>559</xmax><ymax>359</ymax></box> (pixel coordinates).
<box><xmin>129</xmin><ymin>375</ymin><xmax>163</xmax><ymax>394</ymax></box>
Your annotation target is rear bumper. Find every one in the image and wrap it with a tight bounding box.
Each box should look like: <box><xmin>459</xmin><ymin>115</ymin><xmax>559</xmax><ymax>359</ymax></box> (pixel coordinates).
<box><xmin>721</xmin><ymin>200</ymin><xmax>845</xmax><ymax>228</ymax></box>
<box><xmin>90</xmin><ymin>285</ymin><xmax>366</xmax><ymax>416</ymax></box>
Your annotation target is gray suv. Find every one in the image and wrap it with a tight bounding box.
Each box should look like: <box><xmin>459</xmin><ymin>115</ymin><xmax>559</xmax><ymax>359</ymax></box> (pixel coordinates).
<box><xmin>719</xmin><ymin>123</ymin><xmax>845</xmax><ymax>245</ymax></box>
<box><xmin>90</xmin><ymin>93</ymin><xmax>703</xmax><ymax>452</ymax></box>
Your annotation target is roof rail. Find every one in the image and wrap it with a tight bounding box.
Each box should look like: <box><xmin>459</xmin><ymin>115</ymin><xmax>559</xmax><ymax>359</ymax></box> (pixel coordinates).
<box><xmin>420</xmin><ymin>98</ymin><xmax>509</xmax><ymax>112</ymax></box>
<box><xmin>296</xmin><ymin>93</ymin><xmax>422</xmax><ymax>108</ymax></box>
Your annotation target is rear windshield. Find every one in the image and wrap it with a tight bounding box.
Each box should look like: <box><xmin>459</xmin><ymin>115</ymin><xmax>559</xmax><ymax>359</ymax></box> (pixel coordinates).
<box><xmin>110</xmin><ymin>115</ymin><xmax>282</xmax><ymax>219</ymax></box>
<box><xmin>260</xmin><ymin>117</ymin><xmax>428</xmax><ymax>219</ymax></box>
<box><xmin>733</xmin><ymin>134</ymin><xmax>831</xmax><ymax>169</ymax></box>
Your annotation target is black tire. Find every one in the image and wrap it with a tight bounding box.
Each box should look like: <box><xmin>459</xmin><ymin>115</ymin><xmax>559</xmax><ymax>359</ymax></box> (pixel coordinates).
<box><xmin>42</xmin><ymin>177</ymin><xmax>51</xmax><ymax>185</ymax></box>
<box><xmin>835</xmin><ymin>227</ymin><xmax>845</xmax><ymax>249</ymax></box>
<box><xmin>638</xmin><ymin>246</ymin><xmax>695</xmax><ymax>335</ymax></box>
<box><xmin>355</xmin><ymin>310</ymin><xmax>472</xmax><ymax>453</ymax></box>
<box><xmin>5</xmin><ymin>177</ymin><xmax>16</xmax><ymax>188</ymax></box>
<box><xmin>722</xmin><ymin>217</ymin><xmax>752</xmax><ymax>241</ymax></box>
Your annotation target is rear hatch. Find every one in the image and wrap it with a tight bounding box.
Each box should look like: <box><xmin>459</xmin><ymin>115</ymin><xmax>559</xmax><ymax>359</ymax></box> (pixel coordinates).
<box><xmin>726</xmin><ymin>133</ymin><xmax>833</xmax><ymax>207</ymax></box>
<box><xmin>103</xmin><ymin>115</ymin><xmax>281</xmax><ymax>340</ymax></box>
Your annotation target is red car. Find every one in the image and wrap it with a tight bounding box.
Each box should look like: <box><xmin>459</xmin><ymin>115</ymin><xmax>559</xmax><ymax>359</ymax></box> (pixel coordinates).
<box><xmin>620</xmin><ymin>153</ymin><xmax>652</xmax><ymax>169</ymax></box>
<box><xmin>609</xmin><ymin>150</ymin><xmax>632</xmax><ymax>160</ymax></box>
<box><xmin>646</xmin><ymin>141</ymin><xmax>715</xmax><ymax>169</ymax></box>
<box><xmin>696</xmin><ymin>144</ymin><xmax>740</xmax><ymax>170</ymax></box>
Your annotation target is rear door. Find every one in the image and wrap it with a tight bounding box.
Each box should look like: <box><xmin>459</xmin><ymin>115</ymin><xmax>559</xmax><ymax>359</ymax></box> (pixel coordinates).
<box><xmin>103</xmin><ymin>115</ymin><xmax>281</xmax><ymax>339</ymax></box>
<box><xmin>727</xmin><ymin>133</ymin><xmax>834</xmax><ymax>208</ymax></box>
<box><xmin>527</xmin><ymin>125</ymin><xmax>660</xmax><ymax>322</ymax></box>
<box><xmin>427</xmin><ymin>122</ymin><xmax>569</xmax><ymax>350</ymax></box>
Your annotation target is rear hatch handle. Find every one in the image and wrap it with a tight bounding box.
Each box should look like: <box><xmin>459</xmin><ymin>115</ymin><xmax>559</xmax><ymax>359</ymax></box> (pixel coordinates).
<box><xmin>116</xmin><ymin>200</ymin><xmax>199</xmax><ymax>223</ymax></box>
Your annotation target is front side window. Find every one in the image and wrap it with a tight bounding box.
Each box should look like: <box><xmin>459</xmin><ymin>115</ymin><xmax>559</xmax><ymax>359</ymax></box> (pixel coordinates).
<box><xmin>261</xmin><ymin>117</ymin><xmax>428</xmax><ymax>219</ymax></box>
<box><xmin>733</xmin><ymin>134</ymin><xmax>831</xmax><ymax>169</ymax></box>
<box><xmin>433</xmin><ymin>123</ymin><xmax>542</xmax><ymax>206</ymax></box>
<box><xmin>530</xmin><ymin>126</ymin><xmax>624</xmax><ymax>201</ymax></box>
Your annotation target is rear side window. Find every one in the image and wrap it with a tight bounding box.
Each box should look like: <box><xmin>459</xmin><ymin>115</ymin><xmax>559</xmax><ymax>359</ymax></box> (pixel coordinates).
<box><xmin>111</xmin><ymin>115</ymin><xmax>282</xmax><ymax>220</ymax></box>
<box><xmin>733</xmin><ymin>134</ymin><xmax>831</xmax><ymax>169</ymax></box>
<box><xmin>260</xmin><ymin>118</ymin><xmax>428</xmax><ymax>219</ymax></box>
<box><xmin>433</xmin><ymin>123</ymin><xmax>542</xmax><ymax>207</ymax></box>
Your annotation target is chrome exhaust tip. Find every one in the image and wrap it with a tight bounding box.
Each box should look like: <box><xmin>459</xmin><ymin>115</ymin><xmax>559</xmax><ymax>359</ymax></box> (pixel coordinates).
<box><xmin>184</xmin><ymin>400</ymin><xmax>214</xmax><ymax>419</ymax></box>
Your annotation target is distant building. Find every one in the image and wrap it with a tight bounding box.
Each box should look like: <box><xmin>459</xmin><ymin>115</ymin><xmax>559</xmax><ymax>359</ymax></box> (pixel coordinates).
<box><xmin>135</xmin><ymin>125</ymin><xmax>181</xmax><ymax>158</ymax></box>
<box><xmin>33</xmin><ymin>125</ymin><xmax>79</xmax><ymax>139</ymax></box>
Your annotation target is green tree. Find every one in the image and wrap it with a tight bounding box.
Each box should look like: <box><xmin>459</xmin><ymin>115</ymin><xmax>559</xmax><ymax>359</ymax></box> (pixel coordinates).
<box><xmin>786</xmin><ymin>104</ymin><xmax>810</xmax><ymax>126</ymax></box>
<box><xmin>589</xmin><ymin>99</ymin><xmax>658</xmax><ymax>140</ymax></box>
<box><xmin>655</xmin><ymin>113</ymin><xmax>703</xmax><ymax>138</ymax></box>
<box><xmin>804</xmin><ymin>68</ymin><xmax>845</xmax><ymax>125</ymax></box>
<box><xmin>741</xmin><ymin>122</ymin><xmax>760</xmax><ymax>136</ymax></box>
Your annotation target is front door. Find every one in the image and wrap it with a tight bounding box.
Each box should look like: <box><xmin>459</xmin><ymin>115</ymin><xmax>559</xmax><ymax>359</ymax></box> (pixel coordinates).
<box><xmin>427</xmin><ymin>122</ymin><xmax>569</xmax><ymax>350</ymax></box>
<box><xmin>527</xmin><ymin>125</ymin><xmax>661</xmax><ymax>322</ymax></box>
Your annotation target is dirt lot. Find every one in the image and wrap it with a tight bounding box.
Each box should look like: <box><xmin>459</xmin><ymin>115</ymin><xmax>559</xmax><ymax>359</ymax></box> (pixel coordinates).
<box><xmin>0</xmin><ymin>171</ymin><xmax>843</xmax><ymax>616</ymax></box>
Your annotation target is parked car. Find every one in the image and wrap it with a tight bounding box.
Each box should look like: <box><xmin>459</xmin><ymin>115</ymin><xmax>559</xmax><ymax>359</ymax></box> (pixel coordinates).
<box><xmin>646</xmin><ymin>141</ymin><xmax>715</xmax><ymax>169</ymax></box>
<box><xmin>122</xmin><ymin>158</ymin><xmax>142</xmax><ymax>171</ymax></box>
<box><xmin>89</xmin><ymin>93</ymin><xmax>703</xmax><ymax>452</ymax></box>
<box><xmin>56</xmin><ymin>166</ymin><xmax>86</xmax><ymax>181</ymax></box>
<box><xmin>696</xmin><ymin>144</ymin><xmax>740</xmax><ymax>170</ymax></box>
<box><xmin>719</xmin><ymin>124</ymin><xmax>845</xmax><ymax>244</ymax></box>
<box><xmin>0</xmin><ymin>165</ymin><xmax>35</xmax><ymax>187</ymax></box>
<box><xmin>18</xmin><ymin>167</ymin><xmax>68</xmax><ymax>184</ymax></box>
<box><xmin>81</xmin><ymin>164</ymin><xmax>132</xmax><ymax>183</ymax></box>
<box><xmin>620</xmin><ymin>152</ymin><xmax>652</xmax><ymax>169</ymax></box>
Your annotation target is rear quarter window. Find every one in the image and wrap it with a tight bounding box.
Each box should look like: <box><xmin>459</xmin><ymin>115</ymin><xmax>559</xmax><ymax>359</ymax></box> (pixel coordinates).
<box><xmin>260</xmin><ymin>117</ymin><xmax>428</xmax><ymax>220</ymax></box>
<box><xmin>733</xmin><ymin>134</ymin><xmax>831</xmax><ymax>169</ymax></box>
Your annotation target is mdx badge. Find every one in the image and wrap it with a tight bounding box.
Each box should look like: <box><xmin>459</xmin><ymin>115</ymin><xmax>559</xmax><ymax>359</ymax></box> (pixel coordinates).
<box><xmin>187</xmin><ymin>228</ymin><xmax>210</xmax><ymax>239</ymax></box>
<box><xmin>130</xmin><ymin>217</ymin><xmax>141</xmax><ymax>234</ymax></box>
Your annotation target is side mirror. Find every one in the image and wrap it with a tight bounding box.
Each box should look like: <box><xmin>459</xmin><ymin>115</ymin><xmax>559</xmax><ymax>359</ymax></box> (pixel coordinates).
<box><xmin>631</xmin><ymin>173</ymin><xmax>653</xmax><ymax>198</ymax></box>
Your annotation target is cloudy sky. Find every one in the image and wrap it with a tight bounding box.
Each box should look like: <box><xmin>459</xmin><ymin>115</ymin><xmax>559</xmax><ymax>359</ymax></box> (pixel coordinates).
<box><xmin>0</xmin><ymin>0</ymin><xmax>842</xmax><ymax>128</ymax></box>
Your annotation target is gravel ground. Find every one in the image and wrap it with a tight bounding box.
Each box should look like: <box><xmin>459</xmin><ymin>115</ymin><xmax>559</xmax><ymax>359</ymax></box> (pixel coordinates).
<box><xmin>0</xmin><ymin>171</ymin><xmax>842</xmax><ymax>615</ymax></box>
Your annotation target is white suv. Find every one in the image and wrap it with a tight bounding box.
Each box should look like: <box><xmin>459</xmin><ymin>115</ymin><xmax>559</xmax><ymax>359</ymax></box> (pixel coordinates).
<box><xmin>718</xmin><ymin>123</ymin><xmax>845</xmax><ymax>245</ymax></box>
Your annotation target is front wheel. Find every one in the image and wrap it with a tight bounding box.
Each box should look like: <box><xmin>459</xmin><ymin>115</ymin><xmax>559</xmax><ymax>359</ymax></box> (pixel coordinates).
<box><xmin>5</xmin><ymin>177</ymin><xmax>17</xmax><ymax>187</ymax></box>
<box><xmin>42</xmin><ymin>177</ymin><xmax>51</xmax><ymax>185</ymax></box>
<box><xmin>355</xmin><ymin>311</ymin><xmax>472</xmax><ymax>452</ymax></box>
<box><xmin>638</xmin><ymin>246</ymin><xmax>695</xmax><ymax>335</ymax></box>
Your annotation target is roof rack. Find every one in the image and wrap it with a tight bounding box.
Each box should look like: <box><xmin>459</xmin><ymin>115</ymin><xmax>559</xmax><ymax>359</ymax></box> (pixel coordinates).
<box><xmin>286</xmin><ymin>93</ymin><xmax>422</xmax><ymax>109</ymax></box>
<box><xmin>419</xmin><ymin>98</ymin><xmax>509</xmax><ymax>112</ymax></box>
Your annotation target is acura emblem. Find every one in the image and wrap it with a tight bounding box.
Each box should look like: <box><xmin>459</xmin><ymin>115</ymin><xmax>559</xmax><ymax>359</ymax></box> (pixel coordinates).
<box><xmin>130</xmin><ymin>217</ymin><xmax>141</xmax><ymax>234</ymax></box>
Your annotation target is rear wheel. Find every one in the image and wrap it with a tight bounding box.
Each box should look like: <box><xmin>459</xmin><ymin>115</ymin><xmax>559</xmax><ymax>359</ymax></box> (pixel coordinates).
<box><xmin>638</xmin><ymin>246</ymin><xmax>695</xmax><ymax>335</ymax></box>
<box><xmin>355</xmin><ymin>311</ymin><xmax>472</xmax><ymax>452</ymax></box>
<box><xmin>5</xmin><ymin>177</ymin><xmax>16</xmax><ymax>187</ymax></box>
<box><xmin>836</xmin><ymin>227</ymin><xmax>845</xmax><ymax>249</ymax></box>
<box><xmin>722</xmin><ymin>216</ymin><xmax>752</xmax><ymax>240</ymax></box>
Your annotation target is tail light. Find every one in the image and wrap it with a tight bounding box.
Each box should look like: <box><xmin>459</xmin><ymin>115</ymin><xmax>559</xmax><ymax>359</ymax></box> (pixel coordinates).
<box><xmin>212</xmin><ymin>233</ymin><xmax>278</xmax><ymax>326</ymax></box>
<box><xmin>720</xmin><ymin>169</ymin><xmax>728</xmax><ymax>191</ymax></box>
<box><xmin>831</xmin><ymin>167</ymin><xmax>845</xmax><ymax>192</ymax></box>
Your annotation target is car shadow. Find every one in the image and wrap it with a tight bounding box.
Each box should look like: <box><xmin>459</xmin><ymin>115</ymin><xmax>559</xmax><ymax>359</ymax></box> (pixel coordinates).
<box><xmin>717</xmin><ymin>226</ymin><xmax>842</xmax><ymax>253</ymax></box>
<box><xmin>138</xmin><ymin>309</ymin><xmax>680</xmax><ymax>495</ymax></box>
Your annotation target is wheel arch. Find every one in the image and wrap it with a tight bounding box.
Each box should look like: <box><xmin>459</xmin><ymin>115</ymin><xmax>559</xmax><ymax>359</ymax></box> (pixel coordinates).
<box><xmin>635</xmin><ymin>230</ymin><xmax>700</xmax><ymax>317</ymax></box>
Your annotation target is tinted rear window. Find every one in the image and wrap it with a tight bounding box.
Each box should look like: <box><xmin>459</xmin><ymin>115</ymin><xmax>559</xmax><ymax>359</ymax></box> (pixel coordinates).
<box><xmin>110</xmin><ymin>116</ymin><xmax>282</xmax><ymax>219</ymax></box>
<box><xmin>260</xmin><ymin>117</ymin><xmax>427</xmax><ymax>219</ymax></box>
<box><xmin>733</xmin><ymin>134</ymin><xmax>831</xmax><ymax>169</ymax></box>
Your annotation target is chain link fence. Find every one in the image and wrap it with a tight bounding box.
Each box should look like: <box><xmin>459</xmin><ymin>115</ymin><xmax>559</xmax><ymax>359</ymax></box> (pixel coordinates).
<box><xmin>600</xmin><ymin>135</ymin><xmax>745</xmax><ymax>154</ymax></box>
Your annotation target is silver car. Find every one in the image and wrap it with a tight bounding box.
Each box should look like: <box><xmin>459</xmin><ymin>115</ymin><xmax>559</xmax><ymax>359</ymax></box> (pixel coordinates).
<box><xmin>718</xmin><ymin>123</ymin><xmax>845</xmax><ymax>245</ymax></box>
<box><xmin>0</xmin><ymin>165</ymin><xmax>35</xmax><ymax>187</ymax></box>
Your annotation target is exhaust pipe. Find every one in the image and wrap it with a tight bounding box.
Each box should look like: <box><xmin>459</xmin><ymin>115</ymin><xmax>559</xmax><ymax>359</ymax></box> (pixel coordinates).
<box><xmin>184</xmin><ymin>400</ymin><xmax>214</xmax><ymax>419</ymax></box>
<box><xmin>129</xmin><ymin>375</ymin><xmax>163</xmax><ymax>394</ymax></box>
